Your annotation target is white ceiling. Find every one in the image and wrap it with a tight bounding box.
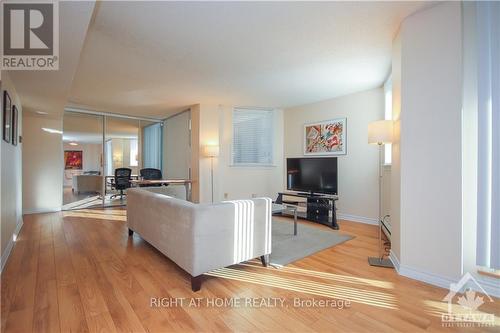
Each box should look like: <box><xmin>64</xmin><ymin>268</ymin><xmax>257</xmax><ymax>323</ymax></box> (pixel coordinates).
<box><xmin>6</xmin><ymin>1</ymin><xmax>96</xmax><ymax>116</ymax></box>
<box><xmin>67</xmin><ymin>1</ymin><xmax>431</xmax><ymax>118</ymax></box>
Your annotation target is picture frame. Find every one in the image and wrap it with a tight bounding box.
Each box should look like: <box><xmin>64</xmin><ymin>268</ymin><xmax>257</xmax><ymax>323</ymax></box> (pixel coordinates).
<box><xmin>304</xmin><ymin>118</ymin><xmax>347</xmax><ymax>156</ymax></box>
<box><xmin>11</xmin><ymin>105</ymin><xmax>18</xmax><ymax>146</ymax></box>
<box><xmin>64</xmin><ymin>150</ymin><xmax>83</xmax><ymax>170</ymax></box>
<box><xmin>3</xmin><ymin>90</ymin><xmax>11</xmax><ymax>143</ymax></box>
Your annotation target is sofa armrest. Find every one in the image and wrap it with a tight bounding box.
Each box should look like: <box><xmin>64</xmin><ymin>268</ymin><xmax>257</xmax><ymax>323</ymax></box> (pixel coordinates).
<box><xmin>190</xmin><ymin>198</ymin><xmax>272</xmax><ymax>276</ymax></box>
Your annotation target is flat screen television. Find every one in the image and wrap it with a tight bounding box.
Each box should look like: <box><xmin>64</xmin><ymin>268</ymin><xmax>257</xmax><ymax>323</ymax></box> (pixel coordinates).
<box><xmin>287</xmin><ymin>157</ymin><xmax>338</xmax><ymax>195</ymax></box>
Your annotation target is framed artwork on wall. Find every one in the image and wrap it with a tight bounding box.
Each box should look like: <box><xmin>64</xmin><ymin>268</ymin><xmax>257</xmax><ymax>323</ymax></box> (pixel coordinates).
<box><xmin>3</xmin><ymin>90</ymin><xmax>11</xmax><ymax>143</ymax></box>
<box><xmin>64</xmin><ymin>150</ymin><xmax>83</xmax><ymax>170</ymax></box>
<box><xmin>11</xmin><ymin>105</ymin><xmax>18</xmax><ymax>146</ymax></box>
<box><xmin>304</xmin><ymin>118</ymin><xmax>347</xmax><ymax>155</ymax></box>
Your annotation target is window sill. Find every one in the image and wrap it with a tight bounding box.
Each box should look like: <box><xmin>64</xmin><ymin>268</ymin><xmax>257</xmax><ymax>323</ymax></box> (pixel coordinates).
<box><xmin>478</xmin><ymin>269</ymin><xmax>500</xmax><ymax>279</ymax></box>
<box><xmin>229</xmin><ymin>164</ymin><xmax>277</xmax><ymax>168</ymax></box>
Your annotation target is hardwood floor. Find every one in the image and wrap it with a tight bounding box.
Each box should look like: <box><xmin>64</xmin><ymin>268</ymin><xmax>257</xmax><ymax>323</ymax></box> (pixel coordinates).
<box><xmin>1</xmin><ymin>209</ymin><xmax>498</xmax><ymax>332</ymax></box>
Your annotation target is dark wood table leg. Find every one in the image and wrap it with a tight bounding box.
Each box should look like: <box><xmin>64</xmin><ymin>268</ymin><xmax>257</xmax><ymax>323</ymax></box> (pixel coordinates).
<box><xmin>260</xmin><ymin>255</ymin><xmax>269</xmax><ymax>267</ymax></box>
<box><xmin>191</xmin><ymin>275</ymin><xmax>203</xmax><ymax>292</ymax></box>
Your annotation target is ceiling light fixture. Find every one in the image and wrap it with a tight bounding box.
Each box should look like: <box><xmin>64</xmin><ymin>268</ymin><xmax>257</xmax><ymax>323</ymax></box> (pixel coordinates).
<box><xmin>69</xmin><ymin>142</ymin><xmax>78</xmax><ymax>146</ymax></box>
<box><xmin>42</xmin><ymin>128</ymin><xmax>63</xmax><ymax>134</ymax></box>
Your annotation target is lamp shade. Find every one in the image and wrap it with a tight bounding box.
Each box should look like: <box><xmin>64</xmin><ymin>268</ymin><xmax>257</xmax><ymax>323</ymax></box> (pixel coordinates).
<box><xmin>203</xmin><ymin>144</ymin><xmax>219</xmax><ymax>157</ymax></box>
<box><xmin>368</xmin><ymin>120</ymin><xmax>393</xmax><ymax>145</ymax></box>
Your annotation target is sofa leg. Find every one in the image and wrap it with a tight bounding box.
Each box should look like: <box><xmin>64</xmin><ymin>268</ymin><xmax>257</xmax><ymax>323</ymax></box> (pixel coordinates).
<box><xmin>191</xmin><ymin>275</ymin><xmax>203</xmax><ymax>292</ymax></box>
<box><xmin>260</xmin><ymin>255</ymin><xmax>269</xmax><ymax>267</ymax></box>
<box><xmin>128</xmin><ymin>228</ymin><xmax>133</xmax><ymax>236</ymax></box>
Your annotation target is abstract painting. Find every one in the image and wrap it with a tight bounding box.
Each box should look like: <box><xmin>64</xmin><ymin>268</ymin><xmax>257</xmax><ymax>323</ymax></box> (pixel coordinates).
<box><xmin>64</xmin><ymin>150</ymin><xmax>83</xmax><ymax>170</ymax></box>
<box><xmin>304</xmin><ymin>118</ymin><xmax>346</xmax><ymax>155</ymax></box>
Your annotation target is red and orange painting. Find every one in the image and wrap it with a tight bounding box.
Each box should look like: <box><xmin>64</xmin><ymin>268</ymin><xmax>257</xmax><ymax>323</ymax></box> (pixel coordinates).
<box><xmin>64</xmin><ymin>150</ymin><xmax>83</xmax><ymax>169</ymax></box>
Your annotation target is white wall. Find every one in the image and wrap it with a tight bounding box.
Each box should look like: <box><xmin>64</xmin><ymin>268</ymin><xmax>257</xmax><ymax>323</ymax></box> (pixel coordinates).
<box><xmin>390</xmin><ymin>30</ymin><xmax>402</xmax><ymax>260</ymax></box>
<box><xmin>395</xmin><ymin>2</ymin><xmax>463</xmax><ymax>281</ymax></box>
<box><xmin>194</xmin><ymin>104</ymin><xmax>284</xmax><ymax>203</ymax></box>
<box><xmin>284</xmin><ymin>88</ymin><xmax>385</xmax><ymax>223</ymax></box>
<box><xmin>461</xmin><ymin>1</ymin><xmax>478</xmax><ymax>276</ymax></box>
<box><xmin>22</xmin><ymin>113</ymin><xmax>63</xmax><ymax>214</ymax></box>
<box><xmin>198</xmin><ymin>104</ymin><xmax>221</xmax><ymax>203</ymax></box>
<box><xmin>219</xmin><ymin>106</ymin><xmax>284</xmax><ymax>201</ymax></box>
<box><xmin>164</xmin><ymin>111</ymin><xmax>191</xmax><ymax>179</ymax></box>
<box><xmin>1</xmin><ymin>73</ymin><xmax>23</xmax><ymax>270</ymax></box>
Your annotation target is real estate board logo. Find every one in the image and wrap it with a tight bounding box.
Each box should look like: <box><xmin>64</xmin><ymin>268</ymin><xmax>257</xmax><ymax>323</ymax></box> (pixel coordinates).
<box><xmin>1</xmin><ymin>1</ymin><xmax>59</xmax><ymax>70</ymax></box>
<box><xmin>441</xmin><ymin>272</ymin><xmax>495</xmax><ymax>328</ymax></box>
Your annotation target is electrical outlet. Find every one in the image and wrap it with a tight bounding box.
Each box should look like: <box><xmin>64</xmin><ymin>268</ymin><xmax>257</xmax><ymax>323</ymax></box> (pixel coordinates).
<box><xmin>224</xmin><ymin>193</ymin><xmax>229</xmax><ymax>199</ymax></box>
<box><xmin>251</xmin><ymin>193</ymin><xmax>257</xmax><ymax>198</ymax></box>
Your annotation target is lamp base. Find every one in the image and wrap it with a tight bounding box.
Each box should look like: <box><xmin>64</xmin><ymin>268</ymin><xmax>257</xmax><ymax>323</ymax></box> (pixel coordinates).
<box><xmin>368</xmin><ymin>257</ymin><xmax>394</xmax><ymax>268</ymax></box>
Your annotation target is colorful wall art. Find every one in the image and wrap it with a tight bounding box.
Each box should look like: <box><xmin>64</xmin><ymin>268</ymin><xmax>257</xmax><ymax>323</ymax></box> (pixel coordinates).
<box><xmin>304</xmin><ymin>118</ymin><xmax>346</xmax><ymax>155</ymax></box>
<box><xmin>64</xmin><ymin>150</ymin><xmax>83</xmax><ymax>170</ymax></box>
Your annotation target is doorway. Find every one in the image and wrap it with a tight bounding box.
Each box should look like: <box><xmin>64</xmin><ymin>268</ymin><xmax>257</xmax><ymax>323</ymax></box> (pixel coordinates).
<box><xmin>61</xmin><ymin>111</ymin><xmax>164</xmax><ymax>210</ymax></box>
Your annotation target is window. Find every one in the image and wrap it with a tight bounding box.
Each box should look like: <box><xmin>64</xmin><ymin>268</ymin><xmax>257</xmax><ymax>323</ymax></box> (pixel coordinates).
<box><xmin>232</xmin><ymin>108</ymin><xmax>274</xmax><ymax>166</ymax></box>
<box><xmin>105</xmin><ymin>140</ymin><xmax>113</xmax><ymax>176</ymax></box>
<box><xmin>129</xmin><ymin>139</ymin><xmax>138</xmax><ymax>167</ymax></box>
<box><xmin>143</xmin><ymin>123</ymin><xmax>163</xmax><ymax>170</ymax></box>
<box><xmin>384</xmin><ymin>76</ymin><xmax>393</xmax><ymax>165</ymax></box>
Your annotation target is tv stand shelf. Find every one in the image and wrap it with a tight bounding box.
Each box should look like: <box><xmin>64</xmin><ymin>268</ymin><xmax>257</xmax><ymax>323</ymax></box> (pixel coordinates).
<box><xmin>275</xmin><ymin>192</ymin><xmax>339</xmax><ymax>230</ymax></box>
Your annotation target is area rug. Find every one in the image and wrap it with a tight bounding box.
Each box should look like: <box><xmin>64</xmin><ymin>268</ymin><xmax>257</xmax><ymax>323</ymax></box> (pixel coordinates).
<box><xmin>270</xmin><ymin>220</ymin><xmax>353</xmax><ymax>266</ymax></box>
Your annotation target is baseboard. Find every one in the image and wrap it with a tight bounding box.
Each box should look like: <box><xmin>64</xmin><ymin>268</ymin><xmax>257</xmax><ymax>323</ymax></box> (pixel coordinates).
<box><xmin>472</xmin><ymin>274</ymin><xmax>500</xmax><ymax>298</ymax></box>
<box><xmin>398</xmin><ymin>264</ymin><xmax>455</xmax><ymax>290</ymax></box>
<box><xmin>396</xmin><ymin>263</ymin><xmax>500</xmax><ymax>298</ymax></box>
<box><xmin>0</xmin><ymin>219</ymin><xmax>24</xmax><ymax>274</ymax></box>
<box><xmin>389</xmin><ymin>250</ymin><xmax>400</xmax><ymax>272</ymax></box>
<box><xmin>23</xmin><ymin>207</ymin><xmax>61</xmax><ymax>215</ymax></box>
<box><xmin>337</xmin><ymin>213</ymin><xmax>378</xmax><ymax>225</ymax></box>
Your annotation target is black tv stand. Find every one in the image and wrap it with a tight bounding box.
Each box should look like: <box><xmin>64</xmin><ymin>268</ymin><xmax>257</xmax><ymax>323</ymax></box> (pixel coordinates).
<box><xmin>275</xmin><ymin>192</ymin><xmax>339</xmax><ymax>230</ymax></box>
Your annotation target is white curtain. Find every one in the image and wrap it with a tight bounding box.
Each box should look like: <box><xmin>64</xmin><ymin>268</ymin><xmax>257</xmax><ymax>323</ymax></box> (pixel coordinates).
<box><xmin>476</xmin><ymin>1</ymin><xmax>500</xmax><ymax>270</ymax></box>
<box><xmin>143</xmin><ymin>123</ymin><xmax>163</xmax><ymax>170</ymax></box>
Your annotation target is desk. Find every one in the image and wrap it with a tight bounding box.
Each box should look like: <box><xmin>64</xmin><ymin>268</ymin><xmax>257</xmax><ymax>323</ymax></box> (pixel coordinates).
<box><xmin>130</xmin><ymin>179</ymin><xmax>193</xmax><ymax>201</ymax></box>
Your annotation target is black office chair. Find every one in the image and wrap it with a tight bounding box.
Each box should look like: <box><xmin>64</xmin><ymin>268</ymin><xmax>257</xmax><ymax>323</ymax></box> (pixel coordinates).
<box><xmin>139</xmin><ymin>168</ymin><xmax>163</xmax><ymax>187</ymax></box>
<box><xmin>110</xmin><ymin>168</ymin><xmax>132</xmax><ymax>200</ymax></box>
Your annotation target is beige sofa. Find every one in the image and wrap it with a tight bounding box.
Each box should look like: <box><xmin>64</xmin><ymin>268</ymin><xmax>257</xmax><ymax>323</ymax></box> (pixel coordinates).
<box><xmin>72</xmin><ymin>175</ymin><xmax>102</xmax><ymax>194</ymax></box>
<box><xmin>126</xmin><ymin>188</ymin><xmax>272</xmax><ymax>291</ymax></box>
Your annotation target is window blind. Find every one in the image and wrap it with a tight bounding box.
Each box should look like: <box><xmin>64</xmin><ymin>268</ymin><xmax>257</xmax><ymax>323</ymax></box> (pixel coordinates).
<box><xmin>232</xmin><ymin>108</ymin><xmax>274</xmax><ymax>165</ymax></box>
<box><xmin>143</xmin><ymin>123</ymin><xmax>162</xmax><ymax>170</ymax></box>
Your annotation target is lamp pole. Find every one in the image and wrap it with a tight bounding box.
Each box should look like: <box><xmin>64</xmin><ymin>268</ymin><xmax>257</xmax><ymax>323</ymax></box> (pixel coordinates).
<box><xmin>367</xmin><ymin>119</ymin><xmax>394</xmax><ymax>268</ymax></box>
<box><xmin>377</xmin><ymin>142</ymin><xmax>382</xmax><ymax>259</ymax></box>
<box><xmin>203</xmin><ymin>144</ymin><xmax>219</xmax><ymax>203</ymax></box>
<box><xmin>368</xmin><ymin>141</ymin><xmax>393</xmax><ymax>268</ymax></box>
<box><xmin>210</xmin><ymin>156</ymin><xmax>214</xmax><ymax>203</ymax></box>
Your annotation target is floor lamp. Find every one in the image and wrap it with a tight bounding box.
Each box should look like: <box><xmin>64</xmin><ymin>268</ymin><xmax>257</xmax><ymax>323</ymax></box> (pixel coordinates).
<box><xmin>367</xmin><ymin>120</ymin><xmax>394</xmax><ymax>268</ymax></box>
<box><xmin>203</xmin><ymin>144</ymin><xmax>219</xmax><ymax>203</ymax></box>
